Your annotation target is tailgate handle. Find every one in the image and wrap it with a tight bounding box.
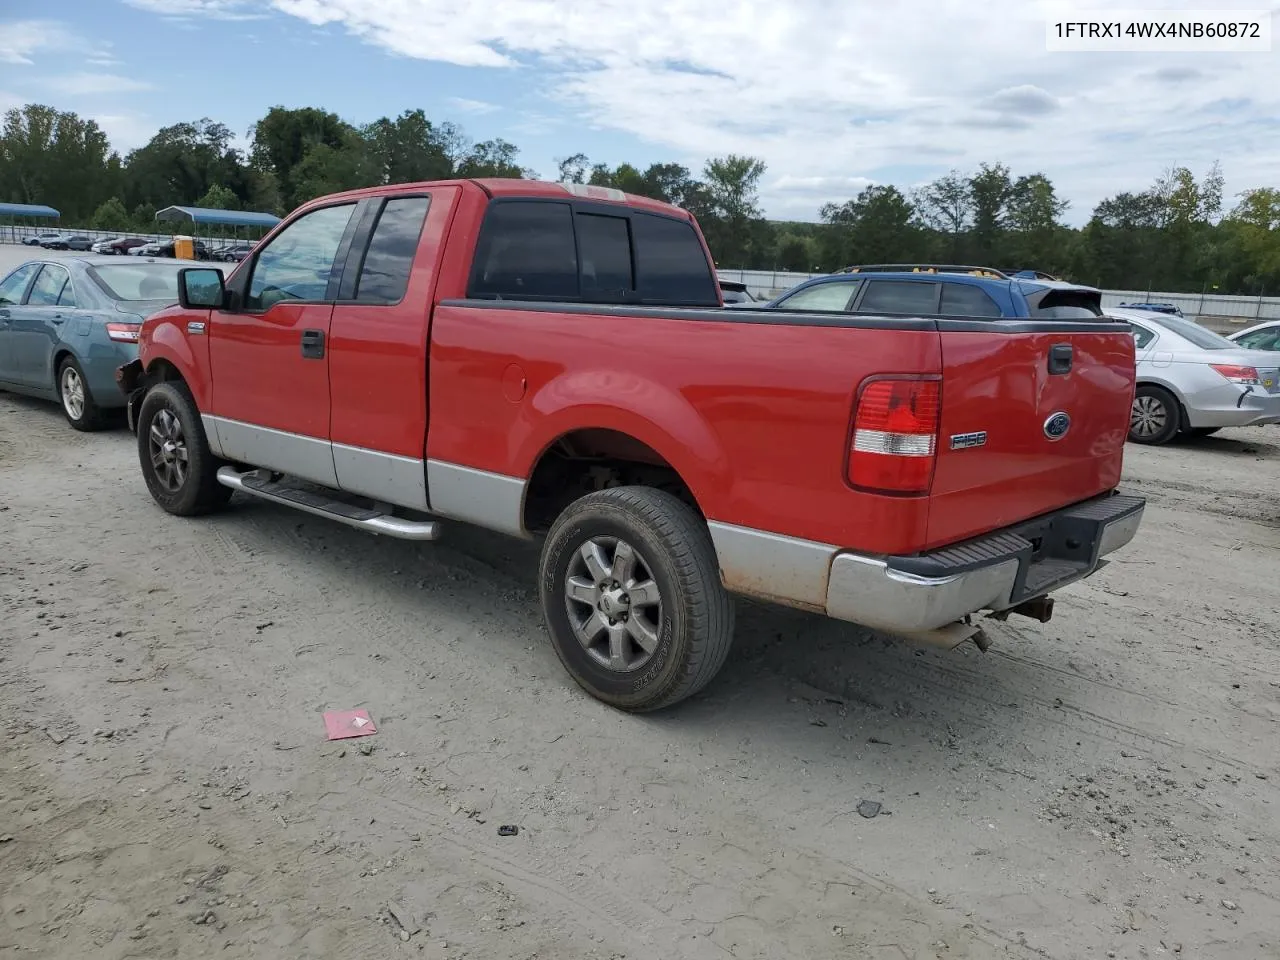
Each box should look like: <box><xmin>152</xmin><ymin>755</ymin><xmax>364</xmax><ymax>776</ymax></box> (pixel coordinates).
<box><xmin>1048</xmin><ymin>343</ymin><xmax>1073</xmax><ymax>375</ymax></box>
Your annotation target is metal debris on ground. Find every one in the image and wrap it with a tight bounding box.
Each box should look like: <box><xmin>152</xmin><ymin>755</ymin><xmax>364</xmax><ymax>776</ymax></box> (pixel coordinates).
<box><xmin>857</xmin><ymin>800</ymin><xmax>882</xmax><ymax>819</ymax></box>
<box><xmin>498</xmin><ymin>825</ymin><xmax>519</xmax><ymax>836</ymax></box>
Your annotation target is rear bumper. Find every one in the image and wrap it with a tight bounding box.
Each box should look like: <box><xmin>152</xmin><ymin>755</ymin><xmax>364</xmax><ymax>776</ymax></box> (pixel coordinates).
<box><xmin>823</xmin><ymin>493</ymin><xmax>1144</xmax><ymax>633</ymax></box>
<box><xmin>1185</xmin><ymin>385</ymin><xmax>1280</xmax><ymax>428</ymax></box>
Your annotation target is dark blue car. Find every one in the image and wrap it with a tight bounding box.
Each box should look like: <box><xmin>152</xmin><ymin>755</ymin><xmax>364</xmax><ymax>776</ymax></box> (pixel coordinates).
<box><xmin>763</xmin><ymin>264</ymin><xmax>1105</xmax><ymax>319</ymax></box>
<box><xmin>0</xmin><ymin>256</ymin><xmax>220</xmax><ymax>431</ymax></box>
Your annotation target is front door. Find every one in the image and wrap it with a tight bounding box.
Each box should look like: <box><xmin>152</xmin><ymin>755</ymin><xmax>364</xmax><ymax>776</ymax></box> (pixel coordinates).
<box><xmin>207</xmin><ymin>201</ymin><xmax>360</xmax><ymax>486</ymax></box>
<box><xmin>0</xmin><ymin>263</ymin><xmax>41</xmax><ymax>383</ymax></box>
<box><xmin>14</xmin><ymin>263</ymin><xmax>76</xmax><ymax>390</ymax></box>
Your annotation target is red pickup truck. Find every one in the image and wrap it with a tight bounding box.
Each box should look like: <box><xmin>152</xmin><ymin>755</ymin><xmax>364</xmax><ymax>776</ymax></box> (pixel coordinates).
<box><xmin>117</xmin><ymin>178</ymin><xmax>1144</xmax><ymax>711</ymax></box>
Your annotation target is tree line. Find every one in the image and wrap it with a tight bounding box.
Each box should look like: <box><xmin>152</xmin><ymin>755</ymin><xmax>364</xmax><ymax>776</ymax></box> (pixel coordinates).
<box><xmin>1</xmin><ymin>102</ymin><xmax>1277</xmax><ymax>295</ymax></box>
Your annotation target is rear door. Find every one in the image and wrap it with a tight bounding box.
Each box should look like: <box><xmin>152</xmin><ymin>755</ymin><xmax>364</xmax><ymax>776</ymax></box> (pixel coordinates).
<box><xmin>927</xmin><ymin>316</ymin><xmax>1135</xmax><ymax>547</ymax></box>
<box><xmin>327</xmin><ymin>188</ymin><xmax>456</xmax><ymax>509</ymax></box>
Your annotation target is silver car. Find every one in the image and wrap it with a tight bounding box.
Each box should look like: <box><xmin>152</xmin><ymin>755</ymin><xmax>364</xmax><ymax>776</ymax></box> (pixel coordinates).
<box><xmin>1107</xmin><ymin>307</ymin><xmax>1280</xmax><ymax>444</ymax></box>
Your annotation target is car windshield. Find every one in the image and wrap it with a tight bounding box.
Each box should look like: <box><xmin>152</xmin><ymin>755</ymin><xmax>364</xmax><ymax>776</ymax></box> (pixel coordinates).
<box><xmin>1150</xmin><ymin>314</ymin><xmax>1236</xmax><ymax>350</ymax></box>
<box><xmin>89</xmin><ymin>262</ymin><xmax>204</xmax><ymax>301</ymax></box>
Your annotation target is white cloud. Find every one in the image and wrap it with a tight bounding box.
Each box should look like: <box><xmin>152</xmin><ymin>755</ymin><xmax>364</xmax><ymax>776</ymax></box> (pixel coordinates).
<box><xmin>45</xmin><ymin>73</ymin><xmax>154</xmax><ymax>96</ymax></box>
<box><xmin>448</xmin><ymin>97</ymin><xmax>500</xmax><ymax>115</ymax></box>
<box><xmin>121</xmin><ymin>0</ymin><xmax>268</xmax><ymax>20</ymax></box>
<box><xmin>122</xmin><ymin>0</ymin><xmax>1280</xmax><ymax>222</ymax></box>
<box><xmin>0</xmin><ymin>19</ymin><xmax>77</xmax><ymax>64</ymax></box>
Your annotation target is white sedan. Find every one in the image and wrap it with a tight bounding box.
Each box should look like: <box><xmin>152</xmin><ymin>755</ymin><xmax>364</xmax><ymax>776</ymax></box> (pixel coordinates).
<box><xmin>1227</xmin><ymin>319</ymin><xmax>1280</xmax><ymax>353</ymax></box>
<box><xmin>1106</xmin><ymin>307</ymin><xmax>1280</xmax><ymax>444</ymax></box>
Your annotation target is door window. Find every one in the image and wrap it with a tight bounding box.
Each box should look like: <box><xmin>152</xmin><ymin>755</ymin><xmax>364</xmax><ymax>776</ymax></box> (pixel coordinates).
<box><xmin>857</xmin><ymin>279</ymin><xmax>940</xmax><ymax>315</ymax></box>
<box><xmin>0</xmin><ymin>264</ymin><xmax>39</xmax><ymax>305</ymax></box>
<box><xmin>630</xmin><ymin>212</ymin><xmax>718</xmax><ymax>305</ymax></box>
<box><xmin>1130</xmin><ymin>323</ymin><xmax>1156</xmax><ymax>350</ymax></box>
<box><xmin>354</xmin><ymin>196</ymin><xmax>431</xmax><ymax>303</ymax></box>
<box><xmin>26</xmin><ymin>265</ymin><xmax>71</xmax><ymax>307</ymax></box>
<box><xmin>246</xmin><ymin>203</ymin><xmax>356</xmax><ymax>310</ymax></box>
<box><xmin>776</xmin><ymin>280</ymin><xmax>859</xmax><ymax>311</ymax></box>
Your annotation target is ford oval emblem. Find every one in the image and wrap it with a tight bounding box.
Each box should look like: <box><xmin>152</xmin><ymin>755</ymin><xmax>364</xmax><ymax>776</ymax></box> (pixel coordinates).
<box><xmin>1043</xmin><ymin>412</ymin><xmax>1071</xmax><ymax>440</ymax></box>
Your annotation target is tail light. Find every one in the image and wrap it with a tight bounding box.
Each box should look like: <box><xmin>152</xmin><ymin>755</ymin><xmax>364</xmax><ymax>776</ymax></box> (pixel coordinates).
<box><xmin>106</xmin><ymin>322</ymin><xmax>141</xmax><ymax>343</ymax></box>
<box><xmin>1210</xmin><ymin>364</ymin><xmax>1259</xmax><ymax>385</ymax></box>
<box><xmin>848</xmin><ymin>377</ymin><xmax>941</xmax><ymax>495</ymax></box>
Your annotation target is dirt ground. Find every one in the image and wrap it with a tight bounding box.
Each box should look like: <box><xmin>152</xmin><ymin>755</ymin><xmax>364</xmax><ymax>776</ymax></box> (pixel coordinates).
<box><xmin>1</xmin><ymin>391</ymin><xmax>1278</xmax><ymax>960</ymax></box>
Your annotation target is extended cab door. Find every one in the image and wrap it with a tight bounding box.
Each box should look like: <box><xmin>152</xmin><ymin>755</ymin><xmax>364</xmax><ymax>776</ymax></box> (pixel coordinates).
<box><xmin>326</xmin><ymin>187</ymin><xmax>459</xmax><ymax>510</ymax></box>
<box><xmin>208</xmin><ymin>201</ymin><xmax>362</xmax><ymax>486</ymax></box>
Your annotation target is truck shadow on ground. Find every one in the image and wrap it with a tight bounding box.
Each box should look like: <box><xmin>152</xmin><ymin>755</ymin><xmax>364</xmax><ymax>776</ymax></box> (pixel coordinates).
<box><xmin>207</xmin><ymin>491</ymin><xmax>1087</xmax><ymax>763</ymax></box>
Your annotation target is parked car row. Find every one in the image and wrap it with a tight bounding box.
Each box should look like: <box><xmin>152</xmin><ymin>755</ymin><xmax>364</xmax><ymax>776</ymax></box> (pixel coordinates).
<box><xmin>18</xmin><ymin>232</ymin><xmax>257</xmax><ymax>262</ymax></box>
<box><xmin>0</xmin><ymin>255</ymin><xmax>223</xmax><ymax>430</ymax></box>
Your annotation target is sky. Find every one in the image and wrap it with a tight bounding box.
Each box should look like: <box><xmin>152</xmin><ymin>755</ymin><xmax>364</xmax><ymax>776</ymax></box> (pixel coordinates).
<box><xmin>0</xmin><ymin>0</ymin><xmax>1277</xmax><ymax>224</ymax></box>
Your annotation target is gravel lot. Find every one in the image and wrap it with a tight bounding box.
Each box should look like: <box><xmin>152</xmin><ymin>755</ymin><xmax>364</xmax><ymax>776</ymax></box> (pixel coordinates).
<box><xmin>2</xmin><ymin>271</ymin><xmax>1279</xmax><ymax>958</ymax></box>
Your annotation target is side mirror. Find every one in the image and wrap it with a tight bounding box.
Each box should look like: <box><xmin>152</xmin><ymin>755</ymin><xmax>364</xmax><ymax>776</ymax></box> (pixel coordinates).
<box><xmin>178</xmin><ymin>267</ymin><xmax>227</xmax><ymax>310</ymax></box>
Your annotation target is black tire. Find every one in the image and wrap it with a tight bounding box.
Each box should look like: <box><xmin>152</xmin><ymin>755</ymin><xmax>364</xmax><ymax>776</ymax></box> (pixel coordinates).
<box><xmin>539</xmin><ymin>486</ymin><xmax>734</xmax><ymax>712</ymax></box>
<box><xmin>56</xmin><ymin>356</ymin><xmax>106</xmax><ymax>432</ymax></box>
<box><xmin>1183</xmin><ymin>427</ymin><xmax>1221</xmax><ymax>438</ymax></box>
<box><xmin>1129</xmin><ymin>385</ymin><xmax>1181</xmax><ymax>445</ymax></box>
<box><xmin>136</xmin><ymin>381</ymin><xmax>232</xmax><ymax>516</ymax></box>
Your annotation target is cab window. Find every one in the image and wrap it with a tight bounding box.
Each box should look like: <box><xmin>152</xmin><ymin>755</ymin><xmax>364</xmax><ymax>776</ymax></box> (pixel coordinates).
<box><xmin>246</xmin><ymin>203</ymin><xmax>357</xmax><ymax>310</ymax></box>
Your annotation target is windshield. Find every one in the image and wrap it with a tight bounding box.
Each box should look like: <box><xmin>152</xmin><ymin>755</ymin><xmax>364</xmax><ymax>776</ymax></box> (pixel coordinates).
<box><xmin>90</xmin><ymin>262</ymin><xmax>217</xmax><ymax>301</ymax></box>
<box><xmin>1150</xmin><ymin>314</ymin><xmax>1237</xmax><ymax>350</ymax></box>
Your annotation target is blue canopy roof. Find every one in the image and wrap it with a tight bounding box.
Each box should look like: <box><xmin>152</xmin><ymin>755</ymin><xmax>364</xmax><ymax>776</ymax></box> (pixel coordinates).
<box><xmin>155</xmin><ymin>205</ymin><xmax>281</xmax><ymax>228</ymax></box>
<box><xmin>0</xmin><ymin>202</ymin><xmax>60</xmax><ymax>218</ymax></box>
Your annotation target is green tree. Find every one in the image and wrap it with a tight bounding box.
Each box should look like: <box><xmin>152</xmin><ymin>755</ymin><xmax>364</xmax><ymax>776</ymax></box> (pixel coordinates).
<box><xmin>363</xmin><ymin>109</ymin><xmax>456</xmax><ymax>184</ymax></box>
<box><xmin>0</xmin><ymin>104</ymin><xmax>115</xmax><ymax>221</ymax></box>
<box><xmin>912</xmin><ymin>171</ymin><xmax>971</xmax><ymax>261</ymax></box>
<box><xmin>455</xmin><ymin>138</ymin><xmax>531</xmax><ymax>178</ymax></box>
<box><xmin>195</xmin><ymin>183</ymin><xmax>240</xmax><ymax>210</ymax></box>
<box><xmin>699</xmin><ymin>154</ymin><xmax>767</xmax><ymax>266</ymax></box>
<box><xmin>123</xmin><ymin>118</ymin><xmax>247</xmax><ymax>211</ymax></box>
<box><xmin>89</xmin><ymin>196</ymin><xmax>130</xmax><ymax>231</ymax></box>
<box><xmin>250</xmin><ymin>106</ymin><xmax>358</xmax><ymax>210</ymax></box>
<box><xmin>967</xmin><ymin>162</ymin><xmax>1013</xmax><ymax>263</ymax></box>
<box><xmin>820</xmin><ymin>185</ymin><xmax>918</xmax><ymax>267</ymax></box>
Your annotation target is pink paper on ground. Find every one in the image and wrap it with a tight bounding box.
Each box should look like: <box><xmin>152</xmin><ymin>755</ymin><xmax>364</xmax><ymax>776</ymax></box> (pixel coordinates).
<box><xmin>323</xmin><ymin>709</ymin><xmax>377</xmax><ymax>740</ymax></box>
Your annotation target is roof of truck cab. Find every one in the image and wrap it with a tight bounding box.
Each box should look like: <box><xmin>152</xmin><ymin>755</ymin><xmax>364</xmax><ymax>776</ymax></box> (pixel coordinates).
<box><xmin>295</xmin><ymin>178</ymin><xmax>691</xmax><ymax>219</ymax></box>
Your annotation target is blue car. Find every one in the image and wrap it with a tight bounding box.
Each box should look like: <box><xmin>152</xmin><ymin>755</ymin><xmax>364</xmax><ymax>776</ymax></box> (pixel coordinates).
<box><xmin>763</xmin><ymin>264</ymin><xmax>1105</xmax><ymax>319</ymax></box>
<box><xmin>0</xmin><ymin>256</ymin><xmax>219</xmax><ymax>430</ymax></box>
<box><xmin>1118</xmin><ymin>301</ymin><xmax>1184</xmax><ymax>318</ymax></box>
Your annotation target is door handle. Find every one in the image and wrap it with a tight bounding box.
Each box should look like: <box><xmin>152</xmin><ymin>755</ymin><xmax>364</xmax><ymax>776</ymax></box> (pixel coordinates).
<box><xmin>301</xmin><ymin>328</ymin><xmax>325</xmax><ymax>359</ymax></box>
<box><xmin>1048</xmin><ymin>343</ymin><xmax>1073</xmax><ymax>375</ymax></box>
<box><xmin>51</xmin><ymin>314</ymin><xmax>65</xmax><ymax>324</ymax></box>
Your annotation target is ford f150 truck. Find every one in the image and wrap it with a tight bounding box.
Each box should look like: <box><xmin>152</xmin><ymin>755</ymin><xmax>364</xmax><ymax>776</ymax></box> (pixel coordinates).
<box><xmin>117</xmin><ymin>178</ymin><xmax>1145</xmax><ymax>712</ymax></box>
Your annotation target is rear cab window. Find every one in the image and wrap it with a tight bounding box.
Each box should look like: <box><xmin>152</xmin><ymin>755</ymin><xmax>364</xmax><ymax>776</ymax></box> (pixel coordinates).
<box><xmin>468</xmin><ymin>199</ymin><xmax>718</xmax><ymax>306</ymax></box>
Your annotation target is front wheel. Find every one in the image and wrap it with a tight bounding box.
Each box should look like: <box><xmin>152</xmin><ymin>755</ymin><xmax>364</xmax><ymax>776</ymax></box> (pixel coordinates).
<box><xmin>1129</xmin><ymin>385</ymin><xmax>1181</xmax><ymax>445</ymax></box>
<box><xmin>136</xmin><ymin>382</ymin><xmax>232</xmax><ymax>516</ymax></box>
<box><xmin>539</xmin><ymin>486</ymin><xmax>735</xmax><ymax>712</ymax></box>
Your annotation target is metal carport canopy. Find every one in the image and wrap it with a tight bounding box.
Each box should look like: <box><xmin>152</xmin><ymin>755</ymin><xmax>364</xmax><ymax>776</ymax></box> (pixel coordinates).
<box><xmin>154</xmin><ymin>205</ymin><xmax>281</xmax><ymax>228</ymax></box>
<box><xmin>0</xmin><ymin>202</ymin><xmax>60</xmax><ymax>218</ymax></box>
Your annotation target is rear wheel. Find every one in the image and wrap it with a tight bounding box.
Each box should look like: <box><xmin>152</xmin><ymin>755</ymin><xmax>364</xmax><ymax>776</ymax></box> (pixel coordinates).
<box><xmin>539</xmin><ymin>486</ymin><xmax>734</xmax><ymax>712</ymax></box>
<box><xmin>137</xmin><ymin>381</ymin><xmax>232</xmax><ymax>516</ymax></box>
<box><xmin>1129</xmin><ymin>385</ymin><xmax>1181</xmax><ymax>445</ymax></box>
<box><xmin>57</xmin><ymin>357</ymin><xmax>105</xmax><ymax>432</ymax></box>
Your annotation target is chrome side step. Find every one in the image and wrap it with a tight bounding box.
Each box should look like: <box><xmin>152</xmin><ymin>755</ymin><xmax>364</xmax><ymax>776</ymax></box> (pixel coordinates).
<box><xmin>216</xmin><ymin>467</ymin><xmax>441</xmax><ymax>541</ymax></box>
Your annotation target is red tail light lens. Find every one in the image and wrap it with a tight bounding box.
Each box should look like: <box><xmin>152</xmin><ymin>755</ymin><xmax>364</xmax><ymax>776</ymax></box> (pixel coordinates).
<box><xmin>106</xmin><ymin>322</ymin><xmax>141</xmax><ymax>343</ymax></box>
<box><xmin>848</xmin><ymin>378</ymin><xmax>941</xmax><ymax>495</ymax></box>
<box><xmin>1209</xmin><ymin>363</ymin><xmax>1259</xmax><ymax>385</ymax></box>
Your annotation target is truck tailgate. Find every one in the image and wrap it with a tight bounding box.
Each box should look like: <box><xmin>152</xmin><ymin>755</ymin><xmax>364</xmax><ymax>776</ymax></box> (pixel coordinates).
<box><xmin>926</xmin><ymin>321</ymin><xmax>1135</xmax><ymax>549</ymax></box>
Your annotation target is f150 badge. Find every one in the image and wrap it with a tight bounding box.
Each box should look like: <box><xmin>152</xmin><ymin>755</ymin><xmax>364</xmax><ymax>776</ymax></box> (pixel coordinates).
<box><xmin>950</xmin><ymin>431</ymin><xmax>987</xmax><ymax>450</ymax></box>
<box><xmin>1043</xmin><ymin>411</ymin><xmax>1071</xmax><ymax>440</ymax></box>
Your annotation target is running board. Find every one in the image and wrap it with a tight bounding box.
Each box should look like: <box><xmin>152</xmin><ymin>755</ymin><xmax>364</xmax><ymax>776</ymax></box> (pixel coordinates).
<box><xmin>216</xmin><ymin>467</ymin><xmax>441</xmax><ymax>541</ymax></box>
